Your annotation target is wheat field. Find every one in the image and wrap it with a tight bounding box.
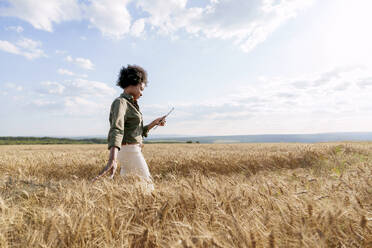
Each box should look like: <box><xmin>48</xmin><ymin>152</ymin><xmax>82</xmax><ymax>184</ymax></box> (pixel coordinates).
<box><xmin>0</xmin><ymin>143</ymin><xmax>371</xmax><ymax>247</ymax></box>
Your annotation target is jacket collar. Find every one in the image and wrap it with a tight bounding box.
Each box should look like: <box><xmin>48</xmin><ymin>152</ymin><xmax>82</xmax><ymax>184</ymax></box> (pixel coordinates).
<box><xmin>120</xmin><ymin>92</ymin><xmax>142</xmax><ymax>115</ymax></box>
<box><xmin>120</xmin><ymin>92</ymin><xmax>134</xmax><ymax>102</ymax></box>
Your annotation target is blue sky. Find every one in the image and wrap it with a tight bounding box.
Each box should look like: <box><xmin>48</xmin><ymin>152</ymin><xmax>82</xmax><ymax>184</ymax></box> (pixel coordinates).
<box><xmin>1</xmin><ymin>0</ymin><xmax>372</xmax><ymax>137</ymax></box>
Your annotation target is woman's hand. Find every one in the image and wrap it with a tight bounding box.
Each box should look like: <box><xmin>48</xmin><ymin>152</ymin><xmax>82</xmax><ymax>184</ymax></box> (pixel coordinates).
<box><xmin>156</xmin><ymin>116</ymin><xmax>166</xmax><ymax>126</ymax></box>
<box><xmin>92</xmin><ymin>160</ymin><xmax>117</xmax><ymax>182</ymax></box>
<box><xmin>149</xmin><ymin>116</ymin><xmax>167</xmax><ymax>129</ymax></box>
<box><xmin>92</xmin><ymin>147</ymin><xmax>119</xmax><ymax>182</ymax></box>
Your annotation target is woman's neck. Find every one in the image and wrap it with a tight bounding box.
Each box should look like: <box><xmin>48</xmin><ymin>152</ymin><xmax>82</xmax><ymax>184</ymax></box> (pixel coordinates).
<box><xmin>124</xmin><ymin>89</ymin><xmax>136</xmax><ymax>100</ymax></box>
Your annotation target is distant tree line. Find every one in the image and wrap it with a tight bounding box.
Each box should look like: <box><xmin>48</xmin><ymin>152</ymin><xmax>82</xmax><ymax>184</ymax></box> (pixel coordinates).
<box><xmin>0</xmin><ymin>137</ymin><xmax>198</xmax><ymax>145</ymax></box>
<box><xmin>186</xmin><ymin>140</ymin><xmax>200</xmax><ymax>144</ymax></box>
<box><xmin>0</xmin><ymin>137</ymin><xmax>107</xmax><ymax>145</ymax></box>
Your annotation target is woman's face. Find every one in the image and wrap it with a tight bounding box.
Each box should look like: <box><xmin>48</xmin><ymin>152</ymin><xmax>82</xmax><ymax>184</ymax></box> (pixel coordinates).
<box><xmin>132</xmin><ymin>83</ymin><xmax>145</xmax><ymax>100</ymax></box>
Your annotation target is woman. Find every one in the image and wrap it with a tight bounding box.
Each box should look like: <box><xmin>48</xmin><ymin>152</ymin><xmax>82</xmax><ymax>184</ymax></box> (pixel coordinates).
<box><xmin>93</xmin><ymin>65</ymin><xmax>166</xmax><ymax>191</ymax></box>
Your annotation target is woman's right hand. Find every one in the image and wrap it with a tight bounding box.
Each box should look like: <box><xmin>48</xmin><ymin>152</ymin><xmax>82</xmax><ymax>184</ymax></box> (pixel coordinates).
<box><xmin>106</xmin><ymin>159</ymin><xmax>118</xmax><ymax>179</ymax></box>
<box><xmin>92</xmin><ymin>159</ymin><xmax>118</xmax><ymax>182</ymax></box>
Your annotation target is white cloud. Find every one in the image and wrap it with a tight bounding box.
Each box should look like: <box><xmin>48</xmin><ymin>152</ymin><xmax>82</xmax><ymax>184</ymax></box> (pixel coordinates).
<box><xmin>65</xmin><ymin>55</ymin><xmax>73</xmax><ymax>62</ymax></box>
<box><xmin>40</xmin><ymin>81</ymin><xmax>65</xmax><ymax>95</ymax></box>
<box><xmin>130</xmin><ymin>18</ymin><xmax>146</xmax><ymax>37</ymax></box>
<box><xmin>0</xmin><ymin>0</ymin><xmax>314</xmax><ymax>52</ymax></box>
<box><xmin>65</xmin><ymin>78</ymin><xmax>116</xmax><ymax>97</ymax></box>
<box><xmin>36</xmin><ymin>78</ymin><xmax>115</xmax><ymax>98</ymax></box>
<box><xmin>63</xmin><ymin>96</ymin><xmax>101</xmax><ymax>115</ymax></box>
<box><xmin>0</xmin><ymin>40</ymin><xmax>20</xmax><ymax>55</ymax></box>
<box><xmin>75</xmin><ymin>57</ymin><xmax>94</xmax><ymax>70</ymax></box>
<box><xmin>5</xmin><ymin>25</ymin><xmax>24</xmax><ymax>33</ymax></box>
<box><xmin>20</xmin><ymin>78</ymin><xmax>119</xmax><ymax>116</ymax></box>
<box><xmin>32</xmin><ymin>99</ymin><xmax>58</xmax><ymax>107</ymax></box>
<box><xmin>57</xmin><ymin>68</ymin><xmax>75</xmax><ymax>76</ymax></box>
<box><xmin>5</xmin><ymin>66</ymin><xmax>372</xmax><ymax>135</ymax></box>
<box><xmin>83</xmin><ymin>0</ymin><xmax>132</xmax><ymax>39</ymax></box>
<box><xmin>0</xmin><ymin>0</ymin><xmax>81</xmax><ymax>32</ymax></box>
<box><xmin>136</xmin><ymin>0</ymin><xmax>189</xmax><ymax>35</ymax></box>
<box><xmin>357</xmin><ymin>78</ymin><xmax>372</xmax><ymax>88</ymax></box>
<box><xmin>65</xmin><ymin>55</ymin><xmax>94</xmax><ymax>70</ymax></box>
<box><xmin>220</xmin><ymin>66</ymin><xmax>370</xmax><ymax>115</ymax></box>
<box><xmin>0</xmin><ymin>0</ymin><xmax>134</xmax><ymax>39</ymax></box>
<box><xmin>60</xmin><ymin>79</ymin><xmax>117</xmax><ymax>115</ymax></box>
<box><xmin>0</xmin><ymin>38</ymin><xmax>46</xmax><ymax>59</ymax></box>
<box><xmin>0</xmin><ymin>90</ymin><xmax>9</xmax><ymax>96</ymax></box>
<box><xmin>57</xmin><ymin>68</ymin><xmax>88</xmax><ymax>78</ymax></box>
<box><xmin>142</xmin><ymin>66</ymin><xmax>372</xmax><ymax>134</ymax></box>
<box><xmin>5</xmin><ymin>82</ymin><xmax>23</xmax><ymax>91</ymax></box>
<box><xmin>55</xmin><ymin>50</ymin><xmax>68</xmax><ymax>54</ymax></box>
<box><xmin>16</xmin><ymin>38</ymin><xmax>46</xmax><ymax>59</ymax></box>
<box><xmin>136</xmin><ymin>0</ymin><xmax>314</xmax><ymax>52</ymax></box>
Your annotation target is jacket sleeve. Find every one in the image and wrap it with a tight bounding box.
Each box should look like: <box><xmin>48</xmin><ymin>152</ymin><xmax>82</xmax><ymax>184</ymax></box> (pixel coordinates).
<box><xmin>107</xmin><ymin>98</ymin><xmax>127</xmax><ymax>150</ymax></box>
<box><xmin>142</xmin><ymin>123</ymin><xmax>150</xmax><ymax>138</ymax></box>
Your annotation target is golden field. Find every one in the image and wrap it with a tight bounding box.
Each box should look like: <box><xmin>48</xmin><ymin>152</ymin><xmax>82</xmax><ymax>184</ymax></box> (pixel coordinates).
<box><xmin>0</xmin><ymin>143</ymin><xmax>371</xmax><ymax>247</ymax></box>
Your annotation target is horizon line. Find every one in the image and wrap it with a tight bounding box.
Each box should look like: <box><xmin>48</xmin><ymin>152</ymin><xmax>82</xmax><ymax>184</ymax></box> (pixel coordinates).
<box><xmin>1</xmin><ymin>131</ymin><xmax>372</xmax><ymax>139</ymax></box>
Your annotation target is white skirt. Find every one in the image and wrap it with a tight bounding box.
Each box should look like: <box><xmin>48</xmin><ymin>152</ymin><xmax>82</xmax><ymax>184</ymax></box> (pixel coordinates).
<box><xmin>117</xmin><ymin>144</ymin><xmax>154</xmax><ymax>192</ymax></box>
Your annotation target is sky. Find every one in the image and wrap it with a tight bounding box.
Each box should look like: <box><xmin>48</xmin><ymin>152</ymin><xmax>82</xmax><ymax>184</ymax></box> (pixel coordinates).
<box><xmin>1</xmin><ymin>0</ymin><xmax>372</xmax><ymax>137</ymax></box>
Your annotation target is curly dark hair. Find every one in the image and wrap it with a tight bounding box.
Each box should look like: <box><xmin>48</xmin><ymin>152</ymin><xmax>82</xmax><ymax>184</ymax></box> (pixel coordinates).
<box><xmin>116</xmin><ymin>65</ymin><xmax>148</xmax><ymax>89</ymax></box>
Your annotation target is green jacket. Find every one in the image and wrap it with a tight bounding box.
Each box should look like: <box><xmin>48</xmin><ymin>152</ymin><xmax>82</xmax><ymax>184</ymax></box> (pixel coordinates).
<box><xmin>107</xmin><ymin>92</ymin><xmax>149</xmax><ymax>150</ymax></box>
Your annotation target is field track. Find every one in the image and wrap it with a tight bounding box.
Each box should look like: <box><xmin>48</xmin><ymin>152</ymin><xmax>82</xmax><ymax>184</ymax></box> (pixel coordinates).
<box><xmin>0</xmin><ymin>143</ymin><xmax>371</xmax><ymax>247</ymax></box>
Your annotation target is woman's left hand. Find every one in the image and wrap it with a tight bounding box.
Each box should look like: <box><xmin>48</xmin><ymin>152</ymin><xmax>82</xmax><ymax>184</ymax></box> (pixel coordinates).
<box><xmin>151</xmin><ymin>116</ymin><xmax>166</xmax><ymax>128</ymax></box>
